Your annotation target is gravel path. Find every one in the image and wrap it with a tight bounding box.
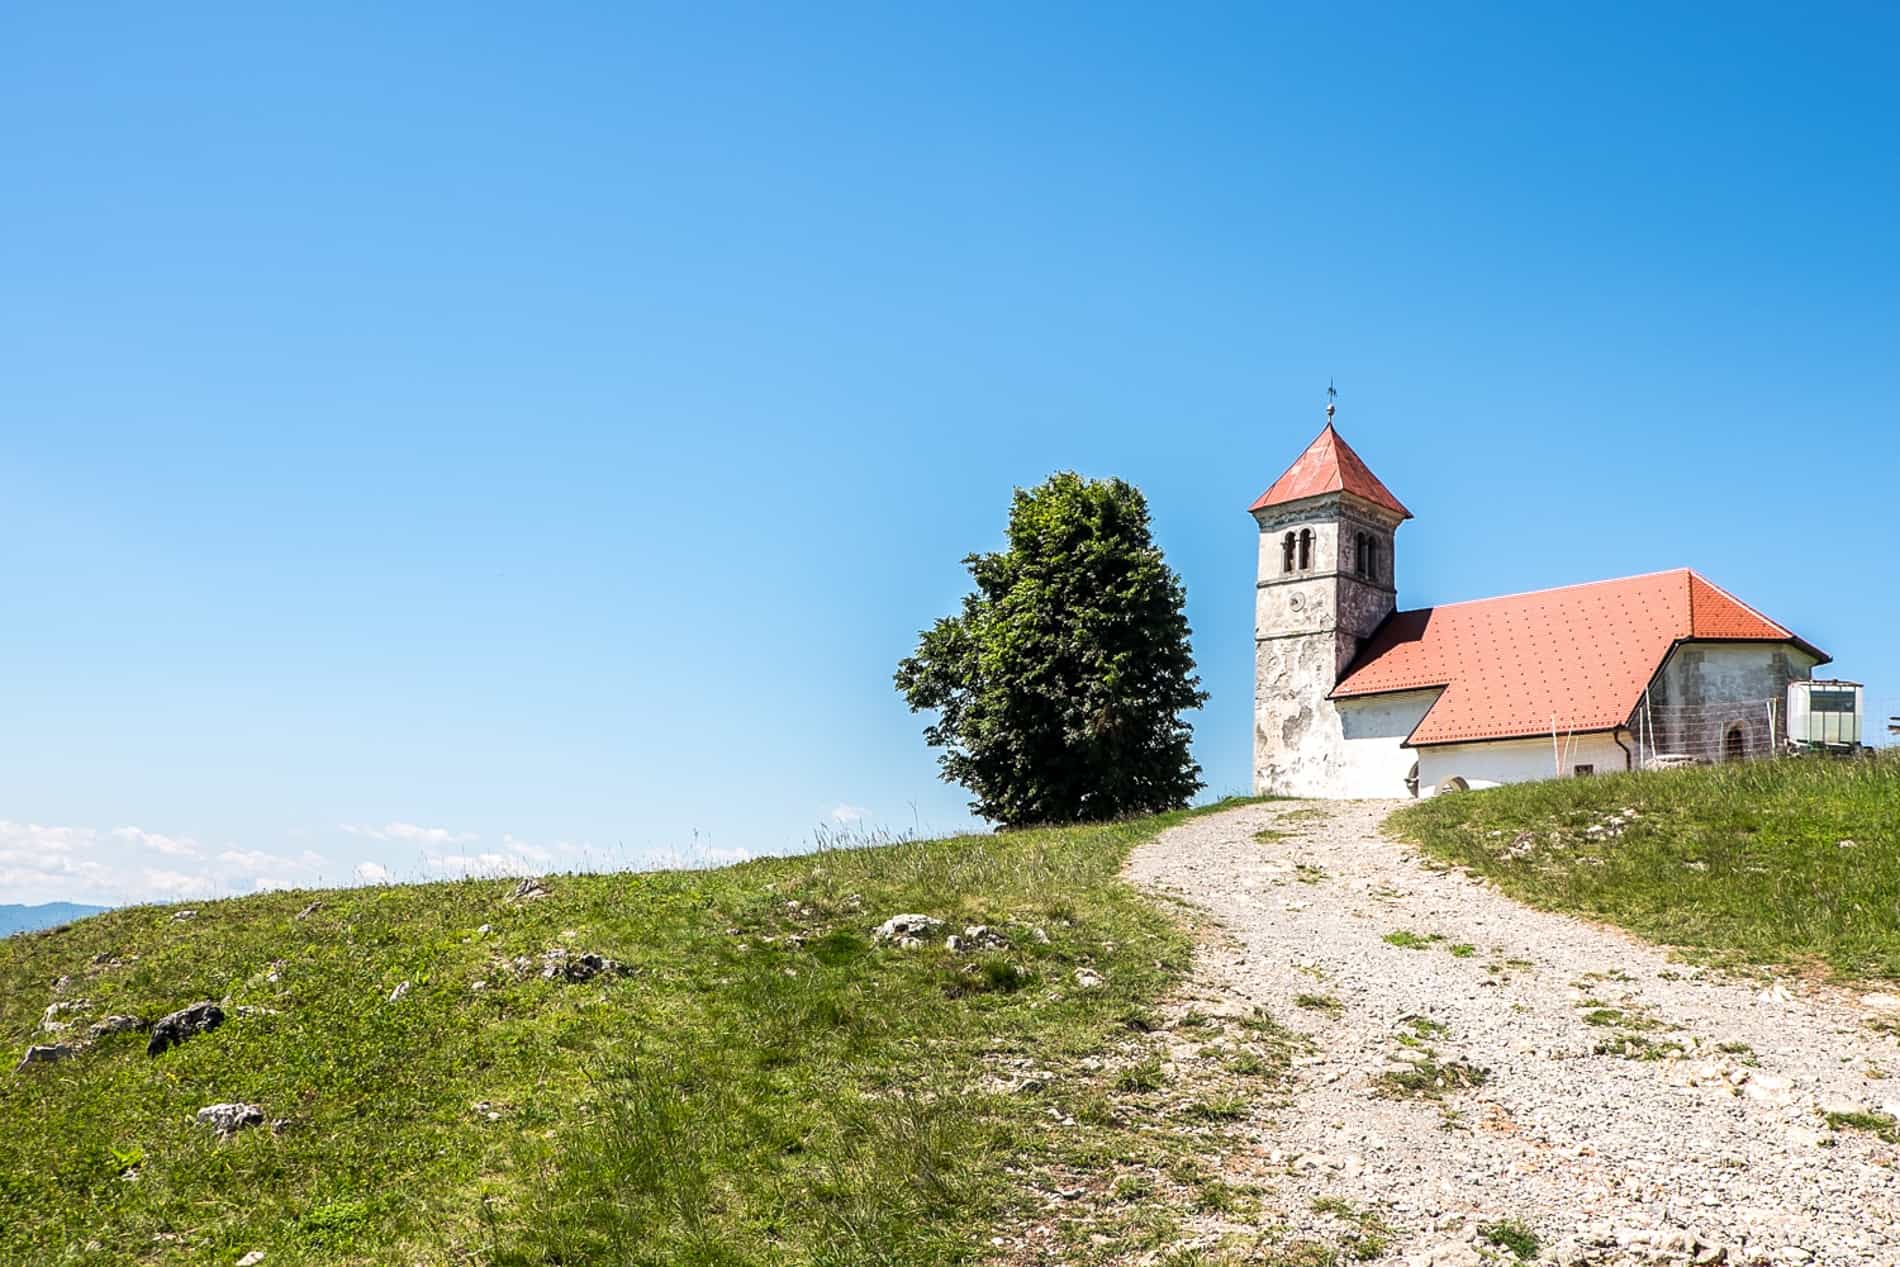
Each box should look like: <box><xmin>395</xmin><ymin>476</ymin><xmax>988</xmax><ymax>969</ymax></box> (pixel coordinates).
<box><xmin>1126</xmin><ymin>799</ymin><xmax>1900</xmax><ymax>1267</ymax></box>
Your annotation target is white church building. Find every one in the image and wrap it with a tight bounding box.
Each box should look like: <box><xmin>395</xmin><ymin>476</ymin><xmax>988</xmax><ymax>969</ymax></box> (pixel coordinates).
<box><xmin>1250</xmin><ymin>407</ymin><xmax>1830</xmax><ymax>799</ymax></box>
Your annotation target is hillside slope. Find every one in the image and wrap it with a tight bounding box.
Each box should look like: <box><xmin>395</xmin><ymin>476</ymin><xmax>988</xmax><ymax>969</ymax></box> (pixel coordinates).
<box><xmin>0</xmin><ymin>809</ymin><xmax>1274</xmax><ymax>1266</ymax></box>
<box><xmin>1387</xmin><ymin>752</ymin><xmax>1900</xmax><ymax>979</ymax></box>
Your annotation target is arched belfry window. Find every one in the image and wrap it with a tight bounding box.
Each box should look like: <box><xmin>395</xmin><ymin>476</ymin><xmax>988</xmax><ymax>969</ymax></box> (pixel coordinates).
<box><xmin>1281</xmin><ymin>531</ymin><xmax>1296</xmax><ymax>574</ymax></box>
<box><xmin>1353</xmin><ymin>532</ymin><xmax>1368</xmax><ymax>577</ymax></box>
<box><xmin>1297</xmin><ymin>528</ymin><xmax>1313</xmax><ymax>571</ymax></box>
<box><xmin>1366</xmin><ymin>537</ymin><xmax>1380</xmax><ymax>581</ymax></box>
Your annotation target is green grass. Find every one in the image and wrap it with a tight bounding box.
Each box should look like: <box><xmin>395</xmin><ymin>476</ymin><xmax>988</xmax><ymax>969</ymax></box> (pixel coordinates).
<box><xmin>1371</xmin><ymin>1057</ymin><xmax>1487</xmax><ymax>1100</ymax></box>
<box><xmin>1825</xmin><ymin>1109</ymin><xmax>1900</xmax><ymax>1143</ymax></box>
<box><xmin>1477</xmin><ymin>1218</ymin><xmax>1541</xmax><ymax>1259</ymax></box>
<box><xmin>0</xmin><ymin>810</ymin><xmax>1213</xmax><ymax>1265</ymax></box>
<box><xmin>1387</xmin><ymin>755</ymin><xmax>1900</xmax><ymax>980</ymax></box>
<box><xmin>1381</xmin><ymin>930</ymin><xmax>1440</xmax><ymax>950</ymax></box>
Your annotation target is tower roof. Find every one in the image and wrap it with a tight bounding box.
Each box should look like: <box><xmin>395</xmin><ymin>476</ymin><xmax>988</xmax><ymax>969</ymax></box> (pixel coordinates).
<box><xmin>1248</xmin><ymin>422</ymin><xmax>1411</xmax><ymax>519</ymax></box>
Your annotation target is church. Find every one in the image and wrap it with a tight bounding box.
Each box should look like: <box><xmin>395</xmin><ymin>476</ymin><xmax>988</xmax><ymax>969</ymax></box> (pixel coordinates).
<box><xmin>1250</xmin><ymin>404</ymin><xmax>1830</xmax><ymax>799</ymax></box>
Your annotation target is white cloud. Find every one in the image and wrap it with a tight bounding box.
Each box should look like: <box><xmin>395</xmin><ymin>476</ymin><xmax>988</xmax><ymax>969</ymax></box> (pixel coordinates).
<box><xmin>143</xmin><ymin>869</ymin><xmax>213</xmax><ymax>897</ymax></box>
<box><xmin>829</xmin><ymin>803</ymin><xmax>869</xmax><ymax>824</ymax></box>
<box><xmin>341</xmin><ymin>822</ymin><xmax>477</xmax><ymax>846</ymax></box>
<box><xmin>0</xmin><ymin>820</ymin><xmax>94</xmax><ymax>854</ymax></box>
<box><xmin>218</xmin><ymin>848</ymin><xmax>290</xmax><ymax>869</ymax></box>
<box><xmin>110</xmin><ymin>826</ymin><xmax>202</xmax><ymax>858</ymax></box>
<box><xmin>353</xmin><ymin>861</ymin><xmax>393</xmax><ymax>884</ymax></box>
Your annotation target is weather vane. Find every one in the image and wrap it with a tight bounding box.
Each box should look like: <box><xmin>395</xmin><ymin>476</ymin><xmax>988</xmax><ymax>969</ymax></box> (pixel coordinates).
<box><xmin>1326</xmin><ymin>379</ymin><xmax>1337</xmax><ymax>421</ymax></box>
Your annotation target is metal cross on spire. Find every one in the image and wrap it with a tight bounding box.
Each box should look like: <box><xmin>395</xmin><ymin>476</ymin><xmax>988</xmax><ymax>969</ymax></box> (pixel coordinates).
<box><xmin>1326</xmin><ymin>379</ymin><xmax>1337</xmax><ymax>423</ymax></box>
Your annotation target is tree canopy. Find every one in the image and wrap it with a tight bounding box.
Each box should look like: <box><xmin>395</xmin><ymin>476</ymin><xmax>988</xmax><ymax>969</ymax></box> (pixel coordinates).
<box><xmin>895</xmin><ymin>472</ymin><xmax>1207</xmax><ymax>826</ymax></box>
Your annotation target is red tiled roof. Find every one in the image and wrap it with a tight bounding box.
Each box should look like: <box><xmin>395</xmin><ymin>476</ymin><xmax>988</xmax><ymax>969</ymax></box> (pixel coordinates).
<box><xmin>1331</xmin><ymin>569</ymin><xmax>1827</xmax><ymax>746</ymax></box>
<box><xmin>1249</xmin><ymin>423</ymin><xmax>1411</xmax><ymax>519</ymax></box>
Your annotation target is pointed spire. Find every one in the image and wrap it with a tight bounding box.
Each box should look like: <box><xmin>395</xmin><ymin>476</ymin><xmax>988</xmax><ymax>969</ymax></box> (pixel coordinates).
<box><xmin>1248</xmin><ymin>396</ymin><xmax>1411</xmax><ymax>519</ymax></box>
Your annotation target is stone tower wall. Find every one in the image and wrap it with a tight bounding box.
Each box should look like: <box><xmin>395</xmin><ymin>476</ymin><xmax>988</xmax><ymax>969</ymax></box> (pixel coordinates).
<box><xmin>1251</xmin><ymin>493</ymin><xmax>1406</xmax><ymax>796</ymax></box>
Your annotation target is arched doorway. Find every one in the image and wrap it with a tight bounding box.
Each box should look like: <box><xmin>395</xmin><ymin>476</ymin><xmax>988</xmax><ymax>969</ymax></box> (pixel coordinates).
<box><xmin>1723</xmin><ymin>724</ymin><xmax>1747</xmax><ymax>763</ymax></box>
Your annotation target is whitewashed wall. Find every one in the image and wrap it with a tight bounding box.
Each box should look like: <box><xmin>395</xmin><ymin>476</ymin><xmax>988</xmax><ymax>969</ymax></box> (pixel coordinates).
<box><xmin>1416</xmin><ymin>732</ymin><xmax>1633</xmax><ymax>796</ymax></box>
<box><xmin>1332</xmin><ymin>689</ymin><xmax>1438</xmax><ymax>798</ymax></box>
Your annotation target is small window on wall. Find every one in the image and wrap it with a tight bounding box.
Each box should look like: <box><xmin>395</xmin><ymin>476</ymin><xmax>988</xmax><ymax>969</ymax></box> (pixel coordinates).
<box><xmin>1281</xmin><ymin>532</ymin><xmax>1296</xmax><ymax>574</ymax></box>
<box><xmin>1366</xmin><ymin>538</ymin><xmax>1380</xmax><ymax>580</ymax></box>
<box><xmin>1297</xmin><ymin>528</ymin><xmax>1313</xmax><ymax>570</ymax></box>
<box><xmin>1353</xmin><ymin>532</ymin><xmax>1368</xmax><ymax>577</ymax></box>
<box><xmin>1573</xmin><ymin>764</ymin><xmax>1595</xmax><ymax>777</ymax></box>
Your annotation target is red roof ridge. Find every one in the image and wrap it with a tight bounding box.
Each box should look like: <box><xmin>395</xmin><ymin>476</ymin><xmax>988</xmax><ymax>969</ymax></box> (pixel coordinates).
<box><xmin>1683</xmin><ymin>568</ymin><xmax>1797</xmax><ymax>638</ymax></box>
<box><xmin>1394</xmin><ymin>567</ymin><xmax>1696</xmax><ymax>616</ymax></box>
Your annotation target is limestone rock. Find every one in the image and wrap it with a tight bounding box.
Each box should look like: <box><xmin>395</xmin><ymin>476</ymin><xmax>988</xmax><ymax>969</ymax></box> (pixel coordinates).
<box><xmin>537</xmin><ymin>950</ymin><xmax>627</xmax><ymax>982</ymax></box>
<box><xmin>509</xmin><ymin>877</ymin><xmax>551</xmax><ymax>903</ymax></box>
<box><xmin>946</xmin><ymin>924</ymin><xmax>1010</xmax><ymax>952</ymax></box>
<box><xmin>147</xmin><ymin>1001</ymin><xmax>225</xmax><ymax>1057</ymax></box>
<box><xmin>14</xmin><ymin>1043</ymin><xmax>76</xmax><ymax>1073</ymax></box>
<box><xmin>236</xmin><ymin>1253</ymin><xmax>266</xmax><ymax>1267</ymax></box>
<box><xmin>1073</xmin><ymin>968</ymin><xmax>1106</xmax><ymax>990</ymax></box>
<box><xmin>196</xmin><ymin>1102</ymin><xmax>264</xmax><ymax>1137</ymax></box>
<box><xmin>40</xmin><ymin>1000</ymin><xmax>90</xmax><ymax>1031</ymax></box>
<box><xmin>87</xmin><ymin>1015</ymin><xmax>146</xmax><ymax>1039</ymax></box>
<box><xmin>872</xmin><ymin>913</ymin><xmax>943</xmax><ymax>948</ymax></box>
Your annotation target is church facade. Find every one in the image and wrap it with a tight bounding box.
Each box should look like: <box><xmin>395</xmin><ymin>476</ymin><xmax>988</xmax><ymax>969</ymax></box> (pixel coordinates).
<box><xmin>1251</xmin><ymin>412</ymin><xmax>1828</xmax><ymax>799</ymax></box>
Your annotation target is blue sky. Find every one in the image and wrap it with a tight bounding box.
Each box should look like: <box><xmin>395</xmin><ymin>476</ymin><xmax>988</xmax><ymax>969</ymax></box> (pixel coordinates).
<box><xmin>4</xmin><ymin>3</ymin><xmax>1895</xmax><ymax>905</ymax></box>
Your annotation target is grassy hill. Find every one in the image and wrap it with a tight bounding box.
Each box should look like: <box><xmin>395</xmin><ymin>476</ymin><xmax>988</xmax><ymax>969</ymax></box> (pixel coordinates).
<box><xmin>0</xmin><ymin>805</ymin><xmax>1295</xmax><ymax>1267</ymax></box>
<box><xmin>1387</xmin><ymin>752</ymin><xmax>1900</xmax><ymax>981</ymax></box>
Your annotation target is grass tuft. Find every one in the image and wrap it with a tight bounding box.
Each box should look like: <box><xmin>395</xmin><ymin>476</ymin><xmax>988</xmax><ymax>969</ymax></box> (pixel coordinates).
<box><xmin>1478</xmin><ymin>1218</ymin><xmax>1542</xmax><ymax>1259</ymax></box>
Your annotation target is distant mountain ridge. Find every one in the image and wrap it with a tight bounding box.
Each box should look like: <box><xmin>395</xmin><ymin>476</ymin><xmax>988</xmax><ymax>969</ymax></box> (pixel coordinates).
<box><xmin>0</xmin><ymin>903</ymin><xmax>109</xmax><ymax>937</ymax></box>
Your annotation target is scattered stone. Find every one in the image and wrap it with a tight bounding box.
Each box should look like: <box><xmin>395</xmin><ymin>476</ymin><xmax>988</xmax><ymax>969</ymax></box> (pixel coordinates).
<box><xmin>195</xmin><ymin>1102</ymin><xmax>264</xmax><ymax>1137</ymax></box>
<box><xmin>477</xmin><ymin>923</ymin><xmax>493</xmax><ymax>935</ymax></box>
<box><xmin>237</xmin><ymin>1252</ymin><xmax>266</xmax><ymax>1267</ymax></box>
<box><xmin>294</xmin><ymin>901</ymin><xmax>322</xmax><ymax>921</ymax></box>
<box><xmin>536</xmin><ymin>950</ymin><xmax>628</xmax><ymax>982</ymax></box>
<box><xmin>147</xmin><ymin>1001</ymin><xmax>225</xmax><ymax>1057</ymax></box>
<box><xmin>41</xmin><ymin>1000</ymin><xmax>90</xmax><ymax>1031</ymax></box>
<box><xmin>946</xmin><ymin>924</ymin><xmax>1010</xmax><ymax>952</ymax></box>
<box><xmin>388</xmin><ymin>981</ymin><xmax>411</xmax><ymax>1003</ymax></box>
<box><xmin>509</xmin><ymin>877</ymin><xmax>551</xmax><ymax>902</ymax></box>
<box><xmin>171</xmin><ymin>909</ymin><xmax>198</xmax><ymax>922</ymax></box>
<box><xmin>872</xmin><ymin>913</ymin><xmax>943</xmax><ymax>948</ymax></box>
<box><xmin>87</xmin><ymin>1015</ymin><xmax>146</xmax><ymax>1039</ymax></box>
<box><xmin>1073</xmin><ymin>968</ymin><xmax>1106</xmax><ymax>990</ymax></box>
<box><xmin>1120</xmin><ymin>799</ymin><xmax>1900</xmax><ymax>1266</ymax></box>
<box><xmin>14</xmin><ymin>1043</ymin><xmax>76</xmax><ymax>1073</ymax></box>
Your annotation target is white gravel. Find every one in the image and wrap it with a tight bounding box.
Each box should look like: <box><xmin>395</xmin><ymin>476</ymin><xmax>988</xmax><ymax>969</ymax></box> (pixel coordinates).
<box><xmin>1126</xmin><ymin>799</ymin><xmax>1900</xmax><ymax>1267</ymax></box>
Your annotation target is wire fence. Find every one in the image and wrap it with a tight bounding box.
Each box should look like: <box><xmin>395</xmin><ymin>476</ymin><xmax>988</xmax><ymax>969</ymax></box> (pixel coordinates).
<box><xmin>1629</xmin><ymin>694</ymin><xmax>1890</xmax><ymax>765</ymax></box>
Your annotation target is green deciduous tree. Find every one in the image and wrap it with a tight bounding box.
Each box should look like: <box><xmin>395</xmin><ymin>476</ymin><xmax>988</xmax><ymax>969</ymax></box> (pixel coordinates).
<box><xmin>896</xmin><ymin>472</ymin><xmax>1208</xmax><ymax>826</ymax></box>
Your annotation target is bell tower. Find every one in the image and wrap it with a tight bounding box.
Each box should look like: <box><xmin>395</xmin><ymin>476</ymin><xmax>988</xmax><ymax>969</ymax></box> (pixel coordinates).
<box><xmin>1249</xmin><ymin>392</ymin><xmax>1411</xmax><ymax>795</ymax></box>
